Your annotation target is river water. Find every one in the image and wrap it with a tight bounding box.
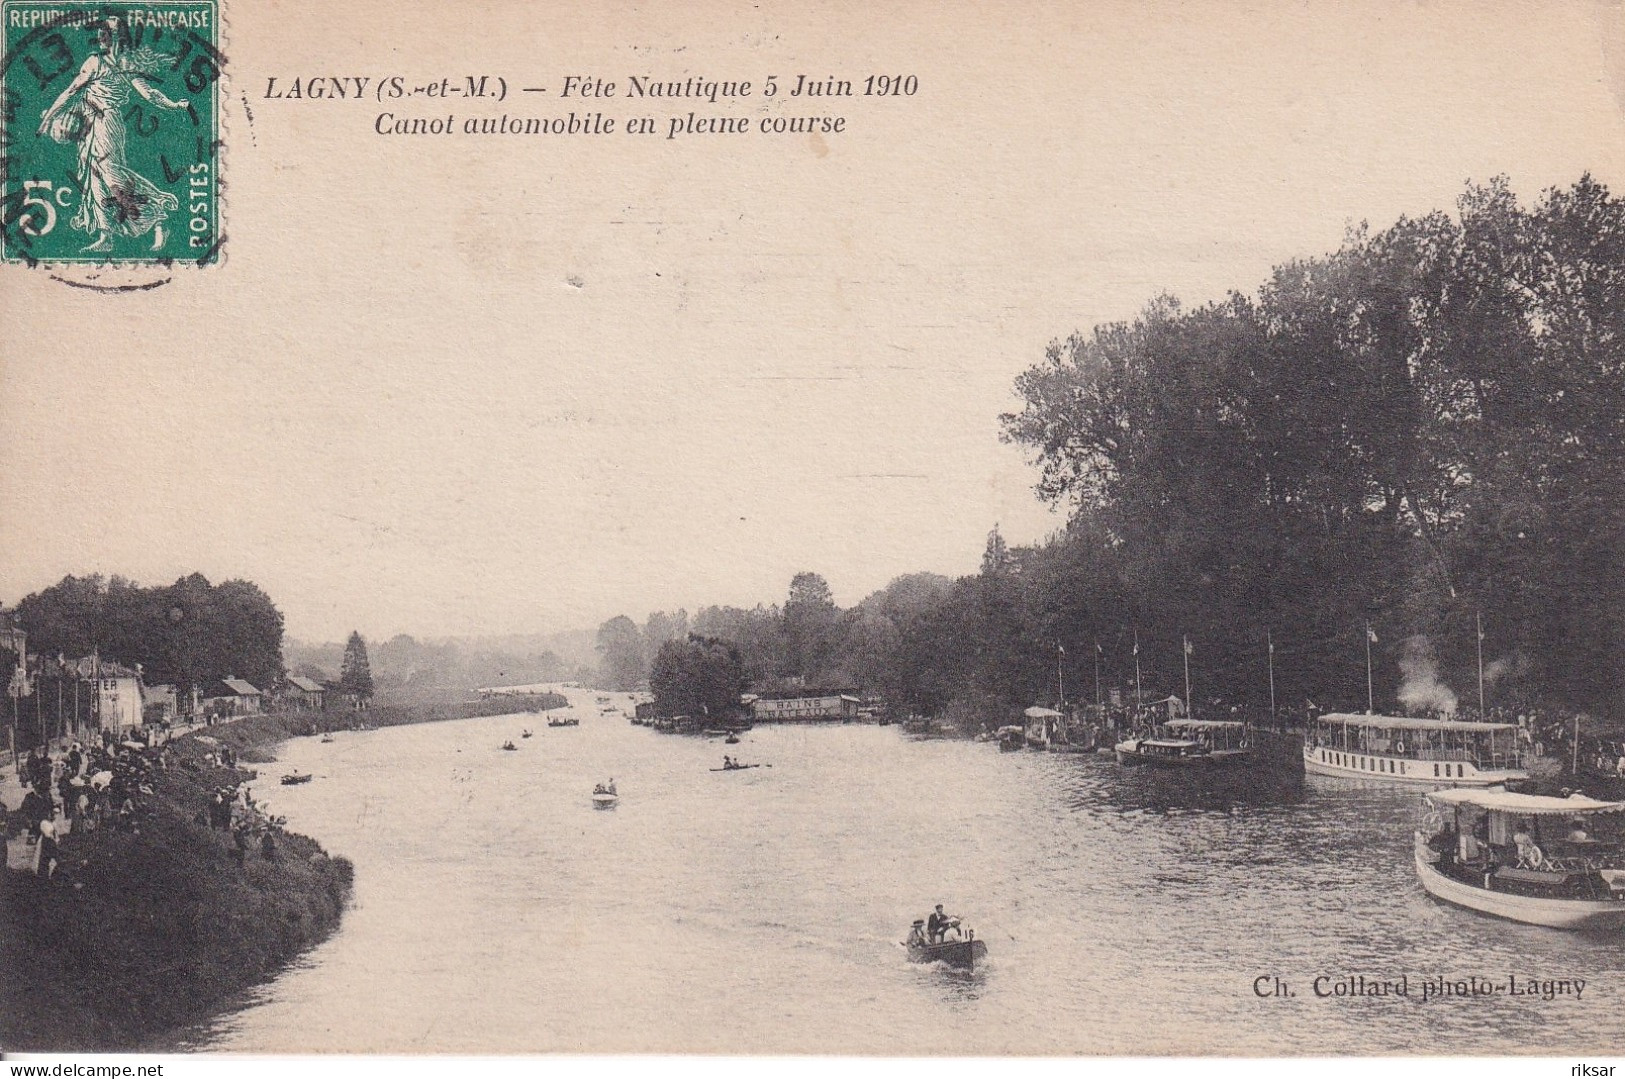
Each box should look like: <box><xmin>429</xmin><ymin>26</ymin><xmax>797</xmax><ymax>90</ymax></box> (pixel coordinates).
<box><xmin>175</xmin><ymin>688</ymin><xmax>1625</xmax><ymax>1054</ymax></box>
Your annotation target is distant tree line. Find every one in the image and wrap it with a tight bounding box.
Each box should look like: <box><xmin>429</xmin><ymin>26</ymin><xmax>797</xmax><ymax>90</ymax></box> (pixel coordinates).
<box><xmin>284</xmin><ymin>632</ymin><xmax>577</xmax><ymax>705</ymax></box>
<box><xmin>596</xmin><ymin>572</ymin><xmax>862</xmax><ymax>695</ymax></box>
<box><xmin>612</xmin><ymin>176</ymin><xmax>1625</xmax><ymax>726</ymax></box>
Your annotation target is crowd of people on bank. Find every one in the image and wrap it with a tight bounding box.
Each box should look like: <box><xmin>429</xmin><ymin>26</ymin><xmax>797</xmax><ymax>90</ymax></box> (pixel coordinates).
<box><xmin>1</xmin><ymin>725</ymin><xmax>285</xmax><ymax>880</ymax></box>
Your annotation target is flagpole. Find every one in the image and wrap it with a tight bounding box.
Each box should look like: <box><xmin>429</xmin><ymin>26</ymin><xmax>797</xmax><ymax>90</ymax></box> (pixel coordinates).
<box><xmin>1093</xmin><ymin>641</ymin><xmax>1101</xmax><ymax>709</ymax></box>
<box><xmin>1365</xmin><ymin>622</ymin><xmax>1374</xmax><ymax>714</ymax></box>
<box><xmin>1476</xmin><ymin>611</ymin><xmax>1486</xmax><ymax>717</ymax></box>
<box><xmin>1267</xmin><ymin>630</ymin><xmax>1276</xmax><ymax>720</ymax></box>
<box><xmin>1182</xmin><ymin>635</ymin><xmax>1192</xmax><ymax>718</ymax></box>
<box><xmin>7</xmin><ymin>645</ymin><xmax>21</xmax><ymax>771</ymax></box>
<box><xmin>1133</xmin><ymin>630</ymin><xmax>1142</xmax><ymax>712</ymax></box>
<box><xmin>1057</xmin><ymin>641</ymin><xmax>1065</xmax><ymax>706</ymax></box>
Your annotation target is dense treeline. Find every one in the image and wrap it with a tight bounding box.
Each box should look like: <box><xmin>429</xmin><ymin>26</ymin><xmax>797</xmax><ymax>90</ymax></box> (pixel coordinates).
<box><xmin>605</xmin><ymin>177</ymin><xmax>1625</xmax><ymax>726</ymax></box>
<box><xmin>15</xmin><ymin>573</ymin><xmax>285</xmax><ymax>692</ymax></box>
<box><xmin>998</xmin><ymin>175</ymin><xmax>1624</xmax><ymax>720</ymax></box>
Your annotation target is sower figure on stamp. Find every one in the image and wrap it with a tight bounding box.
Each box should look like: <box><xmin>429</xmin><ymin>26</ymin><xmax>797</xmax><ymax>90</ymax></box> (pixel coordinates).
<box><xmin>36</xmin><ymin>17</ymin><xmax>190</xmax><ymax>252</ymax></box>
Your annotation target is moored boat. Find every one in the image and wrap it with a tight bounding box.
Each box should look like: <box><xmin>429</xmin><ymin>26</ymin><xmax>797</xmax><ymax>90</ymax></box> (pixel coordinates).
<box><xmin>1115</xmin><ymin>719</ymin><xmax>1249</xmax><ymax>766</ymax></box>
<box><xmin>280</xmin><ymin>772</ymin><xmax>312</xmax><ymax>785</ymax></box>
<box><xmin>1415</xmin><ymin>787</ymin><xmax>1625</xmax><ymax>928</ymax></box>
<box><xmin>592</xmin><ymin>780</ymin><xmax>618</xmax><ymax>807</ymax></box>
<box><xmin>1023</xmin><ymin>706</ymin><xmax>1063</xmax><ymax>749</ymax></box>
<box><xmin>1306</xmin><ymin>713</ymin><xmax>1527</xmax><ymax>785</ymax></box>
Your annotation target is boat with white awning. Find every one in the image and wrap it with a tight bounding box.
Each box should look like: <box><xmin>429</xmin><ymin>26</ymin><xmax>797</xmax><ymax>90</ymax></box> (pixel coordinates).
<box><xmin>1415</xmin><ymin>787</ymin><xmax>1625</xmax><ymax>928</ymax></box>
<box><xmin>1304</xmin><ymin>713</ymin><xmax>1526</xmax><ymax>785</ymax></box>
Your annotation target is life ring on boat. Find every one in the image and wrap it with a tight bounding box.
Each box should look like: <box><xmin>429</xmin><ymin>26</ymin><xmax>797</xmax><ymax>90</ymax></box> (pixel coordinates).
<box><xmin>1238</xmin><ymin>738</ymin><xmax>1248</xmax><ymax>750</ymax></box>
<box><xmin>1395</xmin><ymin>740</ymin><xmax>1406</xmax><ymax>756</ymax></box>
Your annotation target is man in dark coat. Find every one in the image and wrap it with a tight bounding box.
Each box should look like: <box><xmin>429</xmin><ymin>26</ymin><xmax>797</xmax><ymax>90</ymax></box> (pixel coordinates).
<box><xmin>19</xmin><ymin>787</ymin><xmax>50</xmax><ymax>836</ymax></box>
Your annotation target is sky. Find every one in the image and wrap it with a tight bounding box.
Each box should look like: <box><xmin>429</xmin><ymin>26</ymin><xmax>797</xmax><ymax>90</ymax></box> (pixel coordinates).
<box><xmin>4</xmin><ymin>0</ymin><xmax>1625</xmax><ymax>643</ymax></box>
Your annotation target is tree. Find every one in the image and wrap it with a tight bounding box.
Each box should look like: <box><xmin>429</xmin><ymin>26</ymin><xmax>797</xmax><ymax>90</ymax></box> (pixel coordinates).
<box><xmin>338</xmin><ymin>631</ymin><xmax>374</xmax><ymax>706</ymax></box>
<box><xmin>980</xmin><ymin>525</ymin><xmax>1011</xmax><ymax>576</ymax></box>
<box><xmin>782</xmin><ymin>572</ymin><xmax>837</xmax><ymax>680</ymax></box>
<box><xmin>691</xmin><ymin>604</ymin><xmax>783</xmax><ymax>682</ymax></box>
<box><xmin>595</xmin><ymin>615</ymin><xmax>647</xmax><ymax>690</ymax></box>
<box><xmin>643</xmin><ymin>609</ymin><xmax>690</xmax><ymax>654</ymax></box>
<box><xmin>16</xmin><ymin>572</ymin><xmax>285</xmax><ymax>694</ymax></box>
<box><xmin>649</xmin><ymin>635</ymin><xmax>746</xmax><ymax>720</ymax></box>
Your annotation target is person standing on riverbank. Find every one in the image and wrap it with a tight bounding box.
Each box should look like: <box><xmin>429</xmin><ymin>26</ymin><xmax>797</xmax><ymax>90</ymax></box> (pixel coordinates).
<box><xmin>36</xmin><ymin>808</ymin><xmax>60</xmax><ymax>878</ymax></box>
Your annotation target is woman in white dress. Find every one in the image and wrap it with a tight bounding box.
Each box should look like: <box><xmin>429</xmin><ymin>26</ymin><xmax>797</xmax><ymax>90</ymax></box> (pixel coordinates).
<box><xmin>36</xmin><ymin>18</ymin><xmax>190</xmax><ymax>251</ymax></box>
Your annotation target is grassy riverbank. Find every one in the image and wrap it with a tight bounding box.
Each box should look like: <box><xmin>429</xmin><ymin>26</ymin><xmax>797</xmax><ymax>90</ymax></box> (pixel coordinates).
<box><xmin>0</xmin><ymin>693</ymin><xmax>562</xmax><ymax>1051</ymax></box>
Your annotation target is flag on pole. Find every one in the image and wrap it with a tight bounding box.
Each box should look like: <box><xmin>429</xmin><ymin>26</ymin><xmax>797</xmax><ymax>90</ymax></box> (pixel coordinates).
<box><xmin>1367</xmin><ymin>626</ymin><xmax>1378</xmax><ymax>643</ymax></box>
<box><xmin>1095</xmin><ymin>642</ymin><xmax>1103</xmax><ymax>655</ymax></box>
<box><xmin>1268</xmin><ymin>639</ymin><xmax>1274</xmax><ymax>654</ymax></box>
<box><xmin>1132</xmin><ymin>641</ymin><xmax>1139</xmax><ymax>656</ymax></box>
<box><xmin>1057</xmin><ymin>642</ymin><xmax>1065</xmax><ymax>655</ymax></box>
<box><xmin>1184</xmin><ymin>639</ymin><xmax>1194</xmax><ymax>656</ymax></box>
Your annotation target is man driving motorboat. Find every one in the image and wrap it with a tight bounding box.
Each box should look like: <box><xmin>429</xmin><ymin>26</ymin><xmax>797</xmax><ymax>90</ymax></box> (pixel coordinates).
<box><xmin>927</xmin><ymin>904</ymin><xmax>962</xmax><ymax>942</ymax></box>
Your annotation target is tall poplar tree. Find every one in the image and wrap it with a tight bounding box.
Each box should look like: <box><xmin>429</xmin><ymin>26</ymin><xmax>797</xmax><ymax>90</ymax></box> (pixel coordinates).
<box><xmin>338</xmin><ymin>631</ymin><xmax>374</xmax><ymax>706</ymax></box>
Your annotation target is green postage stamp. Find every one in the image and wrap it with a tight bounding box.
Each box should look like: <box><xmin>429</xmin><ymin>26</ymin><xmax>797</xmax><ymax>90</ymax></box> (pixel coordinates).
<box><xmin>2</xmin><ymin>0</ymin><xmax>221</xmax><ymax>265</ymax></box>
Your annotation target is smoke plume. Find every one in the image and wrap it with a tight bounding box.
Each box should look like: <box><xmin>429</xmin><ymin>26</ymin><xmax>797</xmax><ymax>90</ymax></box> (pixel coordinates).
<box><xmin>1482</xmin><ymin>652</ymin><xmax>1530</xmax><ymax>688</ymax></box>
<box><xmin>1397</xmin><ymin>634</ymin><xmax>1458</xmax><ymax>715</ymax></box>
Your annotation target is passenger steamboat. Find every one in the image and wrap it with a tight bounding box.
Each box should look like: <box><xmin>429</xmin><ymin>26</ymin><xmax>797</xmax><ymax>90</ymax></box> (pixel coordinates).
<box><xmin>1304</xmin><ymin>713</ymin><xmax>1527</xmax><ymax>786</ymax></box>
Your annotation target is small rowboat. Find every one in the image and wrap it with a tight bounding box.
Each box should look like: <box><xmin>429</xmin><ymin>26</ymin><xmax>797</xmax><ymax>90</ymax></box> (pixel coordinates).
<box><xmin>710</xmin><ymin>763</ymin><xmax>762</xmax><ymax>771</ymax></box>
<box><xmin>280</xmin><ymin>772</ymin><xmax>312</xmax><ymax>785</ymax></box>
<box><xmin>592</xmin><ymin>784</ymin><xmax>618</xmax><ymax>807</ymax></box>
<box><xmin>906</xmin><ymin>933</ymin><xmax>988</xmax><ymax>971</ymax></box>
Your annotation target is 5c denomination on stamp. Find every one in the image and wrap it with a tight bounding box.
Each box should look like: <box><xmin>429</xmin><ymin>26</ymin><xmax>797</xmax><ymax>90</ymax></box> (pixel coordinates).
<box><xmin>2</xmin><ymin>0</ymin><xmax>221</xmax><ymax>266</ymax></box>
